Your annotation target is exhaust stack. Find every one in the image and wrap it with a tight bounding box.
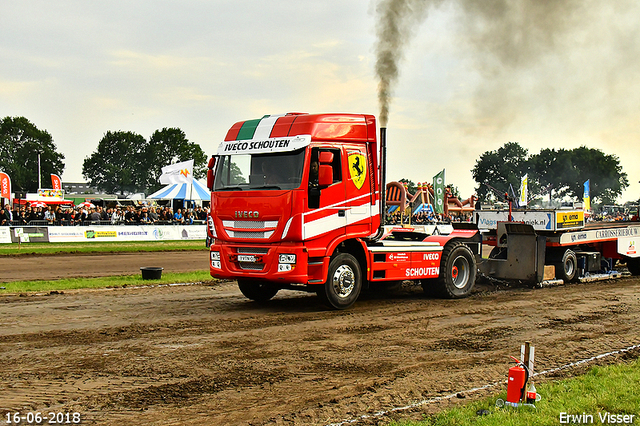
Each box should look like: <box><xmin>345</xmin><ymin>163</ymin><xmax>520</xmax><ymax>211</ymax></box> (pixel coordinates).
<box><xmin>371</xmin><ymin>126</ymin><xmax>387</xmax><ymax>241</ymax></box>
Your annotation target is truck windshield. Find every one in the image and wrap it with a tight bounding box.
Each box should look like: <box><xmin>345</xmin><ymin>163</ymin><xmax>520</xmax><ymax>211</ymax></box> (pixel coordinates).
<box><xmin>213</xmin><ymin>148</ymin><xmax>305</xmax><ymax>191</ymax></box>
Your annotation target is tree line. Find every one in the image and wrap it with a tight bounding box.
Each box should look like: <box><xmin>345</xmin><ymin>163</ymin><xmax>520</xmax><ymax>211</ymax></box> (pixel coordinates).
<box><xmin>0</xmin><ymin>116</ymin><xmax>206</xmax><ymax>195</ymax></box>
<box><xmin>2</xmin><ymin>116</ymin><xmax>630</xmax><ymax>204</ymax></box>
<box><xmin>472</xmin><ymin>142</ymin><xmax>629</xmax><ymax>205</ymax></box>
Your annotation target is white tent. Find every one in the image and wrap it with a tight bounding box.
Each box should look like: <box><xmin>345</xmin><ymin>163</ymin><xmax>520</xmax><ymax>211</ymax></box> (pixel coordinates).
<box><xmin>147</xmin><ymin>179</ymin><xmax>211</xmax><ymax>200</ymax></box>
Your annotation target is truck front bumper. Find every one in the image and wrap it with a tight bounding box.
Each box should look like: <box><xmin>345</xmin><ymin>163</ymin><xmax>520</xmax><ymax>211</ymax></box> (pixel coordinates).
<box><xmin>209</xmin><ymin>243</ymin><xmax>310</xmax><ymax>284</ymax></box>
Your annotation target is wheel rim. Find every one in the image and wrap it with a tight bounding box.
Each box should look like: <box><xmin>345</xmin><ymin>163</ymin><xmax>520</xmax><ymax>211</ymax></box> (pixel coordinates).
<box><xmin>564</xmin><ymin>258</ymin><xmax>575</xmax><ymax>276</ymax></box>
<box><xmin>331</xmin><ymin>265</ymin><xmax>355</xmax><ymax>299</ymax></box>
<box><xmin>451</xmin><ymin>255</ymin><xmax>470</xmax><ymax>289</ymax></box>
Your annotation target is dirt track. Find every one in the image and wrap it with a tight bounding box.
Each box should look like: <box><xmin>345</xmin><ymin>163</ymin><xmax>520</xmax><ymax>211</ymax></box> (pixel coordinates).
<box><xmin>1</xmin><ymin>252</ymin><xmax>640</xmax><ymax>425</ymax></box>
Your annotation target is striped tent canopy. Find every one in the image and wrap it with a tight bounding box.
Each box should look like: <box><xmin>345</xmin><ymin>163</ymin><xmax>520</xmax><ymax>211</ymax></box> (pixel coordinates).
<box><xmin>147</xmin><ymin>179</ymin><xmax>210</xmax><ymax>200</ymax></box>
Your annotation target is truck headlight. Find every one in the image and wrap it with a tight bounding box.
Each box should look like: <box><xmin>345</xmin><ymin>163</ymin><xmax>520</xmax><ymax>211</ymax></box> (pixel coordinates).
<box><xmin>279</xmin><ymin>254</ymin><xmax>296</xmax><ymax>264</ymax></box>
<box><xmin>211</xmin><ymin>251</ymin><xmax>221</xmax><ymax>269</ymax></box>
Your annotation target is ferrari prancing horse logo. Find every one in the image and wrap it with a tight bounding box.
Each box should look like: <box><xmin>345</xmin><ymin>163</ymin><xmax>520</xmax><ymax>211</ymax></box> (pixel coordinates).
<box><xmin>348</xmin><ymin>152</ymin><xmax>366</xmax><ymax>190</ymax></box>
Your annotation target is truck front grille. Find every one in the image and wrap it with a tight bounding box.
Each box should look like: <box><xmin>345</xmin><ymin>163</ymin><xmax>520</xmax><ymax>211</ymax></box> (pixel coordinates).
<box><xmin>222</xmin><ymin>220</ymin><xmax>278</xmax><ymax>240</ymax></box>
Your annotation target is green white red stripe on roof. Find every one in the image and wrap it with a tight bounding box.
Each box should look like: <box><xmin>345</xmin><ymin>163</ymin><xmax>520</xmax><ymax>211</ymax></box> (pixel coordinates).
<box><xmin>218</xmin><ymin>113</ymin><xmax>311</xmax><ymax>155</ymax></box>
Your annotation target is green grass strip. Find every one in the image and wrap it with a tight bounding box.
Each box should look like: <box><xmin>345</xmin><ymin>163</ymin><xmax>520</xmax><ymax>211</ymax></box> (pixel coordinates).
<box><xmin>0</xmin><ymin>240</ymin><xmax>207</xmax><ymax>256</ymax></box>
<box><xmin>393</xmin><ymin>357</ymin><xmax>640</xmax><ymax>426</ymax></box>
<box><xmin>0</xmin><ymin>270</ymin><xmax>215</xmax><ymax>294</ymax></box>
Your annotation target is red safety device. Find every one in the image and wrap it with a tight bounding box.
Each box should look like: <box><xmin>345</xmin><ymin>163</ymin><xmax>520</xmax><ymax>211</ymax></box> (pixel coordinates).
<box><xmin>507</xmin><ymin>364</ymin><xmax>526</xmax><ymax>404</ymax></box>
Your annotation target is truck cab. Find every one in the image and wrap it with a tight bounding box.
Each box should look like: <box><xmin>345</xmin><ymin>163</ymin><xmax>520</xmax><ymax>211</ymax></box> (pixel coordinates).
<box><xmin>207</xmin><ymin>113</ymin><xmax>380</xmax><ymax>307</ymax></box>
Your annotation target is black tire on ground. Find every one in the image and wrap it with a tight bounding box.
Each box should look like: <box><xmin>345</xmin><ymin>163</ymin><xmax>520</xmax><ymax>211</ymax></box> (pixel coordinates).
<box><xmin>237</xmin><ymin>280</ymin><xmax>279</xmax><ymax>302</ymax></box>
<box><xmin>554</xmin><ymin>249</ymin><xmax>578</xmax><ymax>282</ymax></box>
<box><xmin>426</xmin><ymin>242</ymin><xmax>477</xmax><ymax>298</ymax></box>
<box><xmin>317</xmin><ymin>253</ymin><xmax>362</xmax><ymax>310</ymax></box>
<box><xmin>627</xmin><ymin>257</ymin><xmax>640</xmax><ymax>276</ymax></box>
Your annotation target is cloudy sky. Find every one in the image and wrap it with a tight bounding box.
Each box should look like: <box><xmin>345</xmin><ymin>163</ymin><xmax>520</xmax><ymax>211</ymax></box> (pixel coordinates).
<box><xmin>2</xmin><ymin>0</ymin><xmax>639</xmax><ymax>202</ymax></box>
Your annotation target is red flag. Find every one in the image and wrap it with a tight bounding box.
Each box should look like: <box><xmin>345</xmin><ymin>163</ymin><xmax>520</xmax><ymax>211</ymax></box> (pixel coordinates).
<box><xmin>51</xmin><ymin>174</ymin><xmax>62</xmax><ymax>190</ymax></box>
<box><xmin>0</xmin><ymin>172</ymin><xmax>11</xmax><ymax>202</ymax></box>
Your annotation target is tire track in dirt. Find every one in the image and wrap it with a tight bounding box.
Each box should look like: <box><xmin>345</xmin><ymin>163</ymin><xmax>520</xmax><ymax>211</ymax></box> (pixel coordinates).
<box><xmin>1</xmin><ymin>275</ymin><xmax>639</xmax><ymax>425</ymax></box>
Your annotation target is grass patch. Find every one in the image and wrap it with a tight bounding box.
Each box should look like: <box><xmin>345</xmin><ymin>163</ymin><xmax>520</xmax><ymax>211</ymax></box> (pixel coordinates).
<box><xmin>393</xmin><ymin>357</ymin><xmax>640</xmax><ymax>426</ymax></box>
<box><xmin>0</xmin><ymin>270</ymin><xmax>215</xmax><ymax>293</ymax></box>
<box><xmin>0</xmin><ymin>240</ymin><xmax>207</xmax><ymax>256</ymax></box>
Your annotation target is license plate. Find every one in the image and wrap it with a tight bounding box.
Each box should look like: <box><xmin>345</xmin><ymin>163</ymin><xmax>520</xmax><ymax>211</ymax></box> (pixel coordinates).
<box><xmin>238</xmin><ymin>255</ymin><xmax>257</xmax><ymax>263</ymax></box>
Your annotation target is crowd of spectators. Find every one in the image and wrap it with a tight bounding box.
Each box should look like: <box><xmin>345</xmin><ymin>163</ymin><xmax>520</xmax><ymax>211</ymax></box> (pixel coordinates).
<box><xmin>1</xmin><ymin>203</ymin><xmax>209</xmax><ymax>226</ymax></box>
<box><xmin>587</xmin><ymin>211</ymin><xmax>639</xmax><ymax>222</ymax></box>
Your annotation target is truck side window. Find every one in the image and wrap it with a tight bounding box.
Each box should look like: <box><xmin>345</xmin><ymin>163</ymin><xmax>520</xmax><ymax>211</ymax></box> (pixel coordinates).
<box><xmin>326</xmin><ymin>148</ymin><xmax>342</xmax><ymax>183</ymax></box>
<box><xmin>308</xmin><ymin>148</ymin><xmax>342</xmax><ymax>209</ymax></box>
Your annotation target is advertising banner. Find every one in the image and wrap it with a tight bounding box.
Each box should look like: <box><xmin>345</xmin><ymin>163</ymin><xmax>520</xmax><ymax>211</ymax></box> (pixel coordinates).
<box><xmin>433</xmin><ymin>169</ymin><xmax>445</xmax><ymax>215</ymax></box>
<box><xmin>37</xmin><ymin>189</ymin><xmax>64</xmax><ymax>199</ymax></box>
<box><xmin>47</xmin><ymin>224</ymin><xmax>206</xmax><ymax>242</ymax></box>
<box><xmin>159</xmin><ymin>160</ymin><xmax>194</xmax><ymax>185</ymax></box>
<box><xmin>519</xmin><ymin>174</ymin><xmax>528</xmax><ymax>207</ymax></box>
<box><xmin>475</xmin><ymin>210</ymin><xmax>554</xmax><ymax>231</ymax></box>
<box><xmin>51</xmin><ymin>174</ymin><xmax>62</xmax><ymax>190</ymax></box>
<box><xmin>11</xmin><ymin>227</ymin><xmax>50</xmax><ymax>243</ymax></box>
<box><xmin>583</xmin><ymin>179</ymin><xmax>590</xmax><ymax>211</ymax></box>
<box><xmin>556</xmin><ymin>210</ymin><xmax>584</xmax><ymax>229</ymax></box>
<box><xmin>0</xmin><ymin>172</ymin><xmax>11</xmax><ymax>202</ymax></box>
<box><xmin>0</xmin><ymin>227</ymin><xmax>11</xmax><ymax>244</ymax></box>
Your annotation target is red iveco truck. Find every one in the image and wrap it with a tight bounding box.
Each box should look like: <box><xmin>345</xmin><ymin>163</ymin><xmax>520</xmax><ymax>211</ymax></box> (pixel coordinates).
<box><xmin>205</xmin><ymin>112</ymin><xmax>640</xmax><ymax>309</ymax></box>
<box><xmin>205</xmin><ymin>112</ymin><xmax>482</xmax><ymax>309</ymax></box>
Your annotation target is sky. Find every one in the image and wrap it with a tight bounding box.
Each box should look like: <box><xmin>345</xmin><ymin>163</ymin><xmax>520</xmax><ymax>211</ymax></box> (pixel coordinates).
<box><xmin>1</xmin><ymin>0</ymin><xmax>639</xmax><ymax>202</ymax></box>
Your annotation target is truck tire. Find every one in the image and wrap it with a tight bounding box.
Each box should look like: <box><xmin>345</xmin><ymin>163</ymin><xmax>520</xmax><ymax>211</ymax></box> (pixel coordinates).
<box><xmin>318</xmin><ymin>253</ymin><xmax>362</xmax><ymax>310</ymax></box>
<box><xmin>430</xmin><ymin>242</ymin><xmax>477</xmax><ymax>298</ymax></box>
<box><xmin>237</xmin><ymin>280</ymin><xmax>279</xmax><ymax>302</ymax></box>
<box><xmin>627</xmin><ymin>257</ymin><xmax>640</xmax><ymax>275</ymax></box>
<box><xmin>554</xmin><ymin>249</ymin><xmax>578</xmax><ymax>282</ymax></box>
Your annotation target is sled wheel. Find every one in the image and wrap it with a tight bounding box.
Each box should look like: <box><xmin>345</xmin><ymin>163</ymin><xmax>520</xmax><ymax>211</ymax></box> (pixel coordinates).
<box><xmin>237</xmin><ymin>279</ymin><xmax>279</xmax><ymax>302</ymax></box>
<box><xmin>554</xmin><ymin>249</ymin><xmax>577</xmax><ymax>282</ymax></box>
<box><xmin>318</xmin><ymin>253</ymin><xmax>362</xmax><ymax>310</ymax></box>
<box><xmin>435</xmin><ymin>242</ymin><xmax>477</xmax><ymax>298</ymax></box>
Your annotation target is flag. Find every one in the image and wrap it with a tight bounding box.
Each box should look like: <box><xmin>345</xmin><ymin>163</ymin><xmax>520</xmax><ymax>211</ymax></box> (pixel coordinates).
<box><xmin>0</xmin><ymin>172</ymin><xmax>11</xmax><ymax>203</ymax></box>
<box><xmin>433</xmin><ymin>169</ymin><xmax>445</xmax><ymax>215</ymax></box>
<box><xmin>583</xmin><ymin>179</ymin><xmax>590</xmax><ymax>211</ymax></box>
<box><xmin>519</xmin><ymin>174</ymin><xmax>528</xmax><ymax>207</ymax></box>
<box><xmin>159</xmin><ymin>159</ymin><xmax>194</xmax><ymax>185</ymax></box>
<box><xmin>51</xmin><ymin>174</ymin><xmax>62</xmax><ymax>190</ymax></box>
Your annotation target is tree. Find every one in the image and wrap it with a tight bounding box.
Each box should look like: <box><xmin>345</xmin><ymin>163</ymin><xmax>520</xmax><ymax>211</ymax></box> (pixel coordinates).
<box><xmin>82</xmin><ymin>131</ymin><xmax>148</xmax><ymax>195</ymax></box>
<box><xmin>143</xmin><ymin>128</ymin><xmax>207</xmax><ymax>194</ymax></box>
<box><xmin>529</xmin><ymin>148</ymin><xmax>573</xmax><ymax>202</ymax></box>
<box><xmin>472</xmin><ymin>142</ymin><xmax>532</xmax><ymax>202</ymax></box>
<box><xmin>474</xmin><ymin>143</ymin><xmax>628</xmax><ymax>205</ymax></box>
<box><xmin>0</xmin><ymin>116</ymin><xmax>65</xmax><ymax>193</ymax></box>
<box><xmin>562</xmin><ymin>146</ymin><xmax>628</xmax><ymax>205</ymax></box>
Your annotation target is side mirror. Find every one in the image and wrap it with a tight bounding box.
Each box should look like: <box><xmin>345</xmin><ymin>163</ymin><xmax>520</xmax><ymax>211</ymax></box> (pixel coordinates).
<box><xmin>206</xmin><ymin>156</ymin><xmax>216</xmax><ymax>190</ymax></box>
<box><xmin>318</xmin><ymin>165</ymin><xmax>333</xmax><ymax>187</ymax></box>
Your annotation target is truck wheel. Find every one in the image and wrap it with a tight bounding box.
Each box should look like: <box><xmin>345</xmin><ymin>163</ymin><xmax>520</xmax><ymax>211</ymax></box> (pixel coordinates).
<box><xmin>318</xmin><ymin>253</ymin><xmax>362</xmax><ymax>310</ymax></box>
<box><xmin>554</xmin><ymin>249</ymin><xmax>577</xmax><ymax>282</ymax></box>
<box><xmin>434</xmin><ymin>242</ymin><xmax>477</xmax><ymax>298</ymax></box>
<box><xmin>627</xmin><ymin>257</ymin><xmax>640</xmax><ymax>275</ymax></box>
<box><xmin>237</xmin><ymin>280</ymin><xmax>279</xmax><ymax>302</ymax></box>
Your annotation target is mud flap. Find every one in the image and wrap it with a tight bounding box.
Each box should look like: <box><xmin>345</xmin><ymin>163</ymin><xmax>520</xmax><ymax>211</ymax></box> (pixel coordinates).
<box><xmin>478</xmin><ymin>222</ymin><xmax>546</xmax><ymax>284</ymax></box>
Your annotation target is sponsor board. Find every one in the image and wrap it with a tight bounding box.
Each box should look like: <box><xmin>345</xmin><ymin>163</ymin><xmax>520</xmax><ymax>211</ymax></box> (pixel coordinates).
<box><xmin>44</xmin><ymin>225</ymin><xmax>206</xmax><ymax>242</ymax></box>
<box><xmin>555</xmin><ymin>210</ymin><xmax>584</xmax><ymax>229</ymax></box>
<box><xmin>618</xmin><ymin>236</ymin><xmax>639</xmax><ymax>258</ymax></box>
<box><xmin>560</xmin><ymin>225</ymin><xmax>640</xmax><ymax>245</ymax></box>
<box><xmin>10</xmin><ymin>227</ymin><xmax>49</xmax><ymax>243</ymax></box>
<box><xmin>475</xmin><ymin>211</ymin><xmax>553</xmax><ymax>231</ymax></box>
<box><xmin>0</xmin><ymin>227</ymin><xmax>12</xmax><ymax>244</ymax></box>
